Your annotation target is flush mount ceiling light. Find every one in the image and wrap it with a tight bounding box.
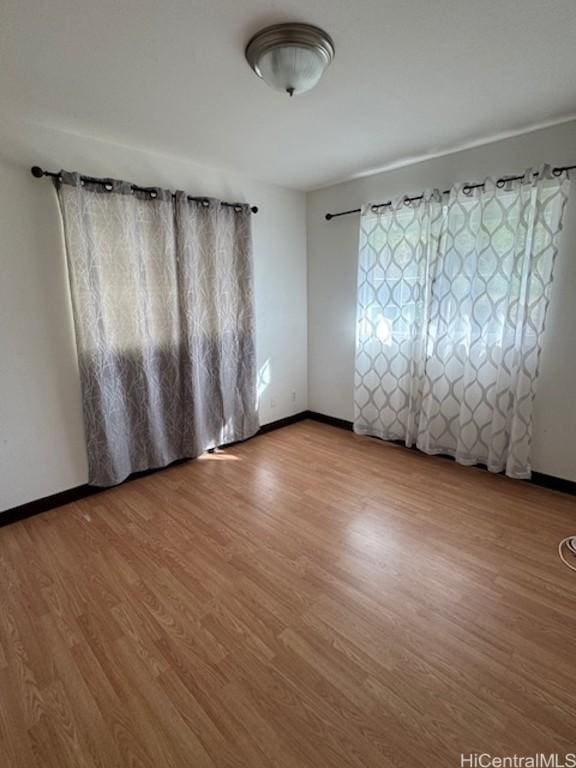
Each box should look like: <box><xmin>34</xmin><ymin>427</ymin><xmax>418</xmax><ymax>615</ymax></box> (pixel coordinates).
<box><xmin>245</xmin><ymin>23</ymin><xmax>335</xmax><ymax>97</ymax></box>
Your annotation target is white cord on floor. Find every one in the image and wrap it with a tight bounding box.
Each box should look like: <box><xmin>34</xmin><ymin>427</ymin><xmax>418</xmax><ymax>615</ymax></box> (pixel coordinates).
<box><xmin>558</xmin><ymin>537</ymin><xmax>576</xmax><ymax>571</ymax></box>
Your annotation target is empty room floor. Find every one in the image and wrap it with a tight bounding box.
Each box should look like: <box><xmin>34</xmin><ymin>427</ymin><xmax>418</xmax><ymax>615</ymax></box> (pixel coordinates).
<box><xmin>0</xmin><ymin>420</ymin><xmax>575</xmax><ymax>767</ymax></box>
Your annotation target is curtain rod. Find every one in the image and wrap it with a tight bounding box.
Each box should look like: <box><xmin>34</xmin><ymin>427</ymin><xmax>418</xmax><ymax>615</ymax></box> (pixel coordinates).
<box><xmin>30</xmin><ymin>166</ymin><xmax>259</xmax><ymax>214</ymax></box>
<box><xmin>324</xmin><ymin>164</ymin><xmax>576</xmax><ymax>221</ymax></box>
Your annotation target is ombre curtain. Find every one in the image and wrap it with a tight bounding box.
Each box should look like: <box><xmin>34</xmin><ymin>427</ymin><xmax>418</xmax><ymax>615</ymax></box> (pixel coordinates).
<box><xmin>56</xmin><ymin>171</ymin><xmax>258</xmax><ymax>486</ymax></box>
<box><xmin>354</xmin><ymin>166</ymin><xmax>570</xmax><ymax>479</ymax></box>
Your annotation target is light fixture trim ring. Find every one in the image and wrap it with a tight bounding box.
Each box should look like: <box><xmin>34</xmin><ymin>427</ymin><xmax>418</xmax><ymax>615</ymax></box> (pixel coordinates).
<box><xmin>245</xmin><ymin>22</ymin><xmax>335</xmax><ymax>80</ymax></box>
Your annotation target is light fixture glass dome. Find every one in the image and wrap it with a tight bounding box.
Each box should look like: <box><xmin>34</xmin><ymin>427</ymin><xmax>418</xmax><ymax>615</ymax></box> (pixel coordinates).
<box><xmin>245</xmin><ymin>23</ymin><xmax>335</xmax><ymax>97</ymax></box>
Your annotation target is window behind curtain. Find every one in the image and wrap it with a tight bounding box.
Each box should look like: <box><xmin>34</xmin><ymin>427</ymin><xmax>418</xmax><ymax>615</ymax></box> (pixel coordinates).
<box><xmin>354</xmin><ymin>169</ymin><xmax>570</xmax><ymax>479</ymax></box>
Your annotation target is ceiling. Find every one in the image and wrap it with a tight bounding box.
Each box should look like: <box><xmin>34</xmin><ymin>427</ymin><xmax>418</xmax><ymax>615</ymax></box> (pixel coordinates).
<box><xmin>2</xmin><ymin>0</ymin><xmax>576</xmax><ymax>190</ymax></box>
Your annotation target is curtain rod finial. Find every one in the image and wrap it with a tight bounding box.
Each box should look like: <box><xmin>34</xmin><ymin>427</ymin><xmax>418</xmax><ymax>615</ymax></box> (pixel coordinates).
<box><xmin>31</xmin><ymin>166</ymin><xmax>45</xmax><ymax>178</ymax></box>
<box><xmin>251</xmin><ymin>206</ymin><xmax>259</xmax><ymax>214</ymax></box>
<box><xmin>325</xmin><ymin>213</ymin><xmax>333</xmax><ymax>220</ymax></box>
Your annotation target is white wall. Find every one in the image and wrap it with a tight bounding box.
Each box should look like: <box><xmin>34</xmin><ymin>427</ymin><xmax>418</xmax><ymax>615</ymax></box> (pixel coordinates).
<box><xmin>2</xmin><ymin>117</ymin><xmax>575</xmax><ymax>512</ymax></box>
<box><xmin>307</xmin><ymin>120</ymin><xmax>576</xmax><ymax>482</ymax></box>
<box><xmin>0</xmin><ymin>118</ymin><xmax>307</xmax><ymax>511</ymax></box>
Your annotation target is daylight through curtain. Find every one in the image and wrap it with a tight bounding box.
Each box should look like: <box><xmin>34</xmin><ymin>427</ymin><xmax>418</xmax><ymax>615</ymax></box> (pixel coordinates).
<box><xmin>354</xmin><ymin>166</ymin><xmax>570</xmax><ymax>478</ymax></box>
<box><xmin>56</xmin><ymin>171</ymin><xmax>258</xmax><ymax>486</ymax></box>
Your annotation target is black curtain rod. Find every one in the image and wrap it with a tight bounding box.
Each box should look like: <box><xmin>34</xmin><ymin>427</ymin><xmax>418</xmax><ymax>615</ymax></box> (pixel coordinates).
<box><xmin>30</xmin><ymin>166</ymin><xmax>259</xmax><ymax>214</ymax></box>
<box><xmin>324</xmin><ymin>164</ymin><xmax>576</xmax><ymax>220</ymax></box>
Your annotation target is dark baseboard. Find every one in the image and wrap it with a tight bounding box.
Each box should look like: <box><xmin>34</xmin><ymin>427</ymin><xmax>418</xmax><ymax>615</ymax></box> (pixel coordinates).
<box><xmin>0</xmin><ymin>483</ymin><xmax>99</xmax><ymax>528</ymax></box>
<box><xmin>259</xmin><ymin>411</ymin><xmax>308</xmax><ymax>433</ymax></box>
<box><xmin>0</xmin><ymin>411</ymin><xmax>309</xmax><ymax>528</ymax></box>
<box><xmin>0</xmin><ymin>455</ymin><xmax>195</xmax><ymax>529</ymax></box>
<box><xmin>303</xmin><ymin>410</ymin><xmax>354</xmax><ymax>431</ymax></box>
<box><xmin>2</xmin><ymin>409</ymin><xmax>574</xmax><ymax>527</ymax></box>
<box><xmin>305</xmin><ymin>410</ymin><xmax>576</xmax><ymax>497</ymax></box>
<box><xmin>531</xmin><ymin>472</ymin><xmax>576</xmax><ymax>496</ymax></box>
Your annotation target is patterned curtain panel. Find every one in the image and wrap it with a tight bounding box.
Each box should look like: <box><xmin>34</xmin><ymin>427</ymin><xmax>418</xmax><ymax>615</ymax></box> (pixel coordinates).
<box><xmin>55</xmin><ymin>172</ymin><xmax>258</xmax><ymax>486</ymax></box>
<box><xmin>355</xmin><ymin>166</ymin><xmax>571</xmax><ymax>479</ymax></box>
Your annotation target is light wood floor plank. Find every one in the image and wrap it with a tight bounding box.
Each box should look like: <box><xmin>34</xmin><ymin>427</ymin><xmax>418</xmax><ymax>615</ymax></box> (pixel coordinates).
<box><xmin>1</xmin><ymin>420</ymin><xmax>575</xmax><ymax>766</ymax></box>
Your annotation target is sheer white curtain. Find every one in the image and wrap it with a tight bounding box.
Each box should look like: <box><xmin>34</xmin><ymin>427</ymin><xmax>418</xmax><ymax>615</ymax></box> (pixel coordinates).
<box><xmin>56</xmin><ymin>171</ymin><xmax>258</xmax><ymax>486</ymax></box>
<box><xmin>354</xmin><ymin>166</ymin><xmax>570</xmax><ymax>478</ymax></box>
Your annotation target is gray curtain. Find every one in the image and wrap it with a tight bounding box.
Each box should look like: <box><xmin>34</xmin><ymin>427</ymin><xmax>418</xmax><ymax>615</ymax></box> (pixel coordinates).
<box><xmin>55</xmin><ymin>171</ymin><xmax>258</xmax><ymax>486</ymax></box>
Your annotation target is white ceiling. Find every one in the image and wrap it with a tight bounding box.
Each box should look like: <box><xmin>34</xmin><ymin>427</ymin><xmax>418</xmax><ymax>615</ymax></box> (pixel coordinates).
<box><xmin>2</xmin><ymin>0</ymin><xmax>576</xmax><ymax>190</ymax></box>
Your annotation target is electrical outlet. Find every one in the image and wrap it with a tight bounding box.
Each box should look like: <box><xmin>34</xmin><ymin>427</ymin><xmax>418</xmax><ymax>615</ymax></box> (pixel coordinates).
<box><xmin>291</xmin><ymin>390</ymin><xmax>297</xmax><ymax>403</ymax></box>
